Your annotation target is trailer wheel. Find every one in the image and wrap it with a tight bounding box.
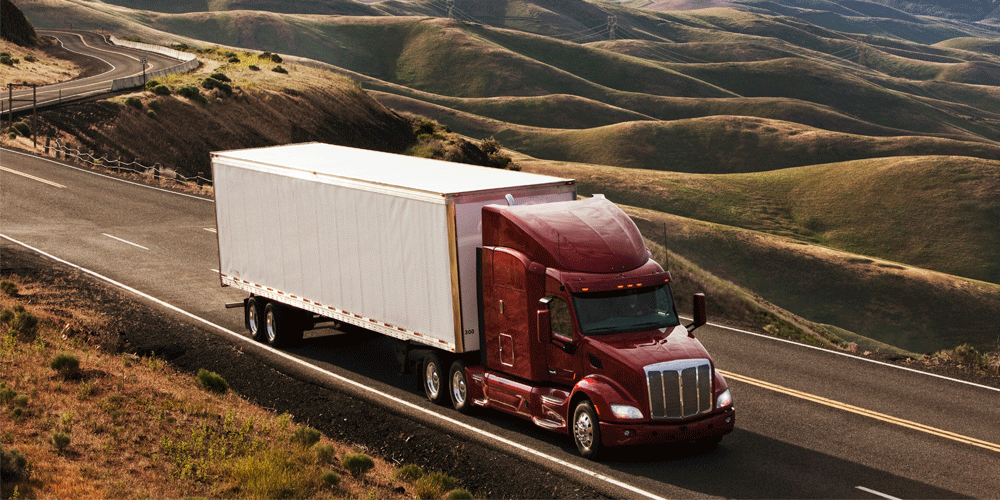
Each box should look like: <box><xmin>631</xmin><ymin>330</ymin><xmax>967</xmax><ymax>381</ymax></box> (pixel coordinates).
<box><xmin>448</xmin><ymin>359</ymin><xmax>471</xmax><ymax>414</ymax></box>
<box><xmin>572</xmin><ymin>399</ymin><xmax>603</xmax><ymax>460</ymax></box>
<box><xmin>422</xmin><ymin>353</ymin><xmax>449</xmax><ymax>405</ymax></box>
<box><xmin>247</xmin><ymin>297</ymin><xmax>266</xmax><ymax>342</ymax></box>
<box><xmin>264</xmin><ymin>302</ymin><xmax>304</xmax><ymax>348</ymax></box>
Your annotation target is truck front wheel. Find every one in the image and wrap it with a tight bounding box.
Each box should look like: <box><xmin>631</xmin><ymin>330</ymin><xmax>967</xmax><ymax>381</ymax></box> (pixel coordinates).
<box><xmin>572</xmin><ymin>399</ymin><xmax>603</xmax><ymax>460</ymax></box>
<box><xmin>422</xmin><ymin>353</ymin><xmax>449</xmax><ymax>405</ymax></box>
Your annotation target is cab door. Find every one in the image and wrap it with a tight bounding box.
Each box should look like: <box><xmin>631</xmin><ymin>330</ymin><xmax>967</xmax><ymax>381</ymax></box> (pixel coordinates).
<box><xmin>543</xmin><ymin>295</ymin><xmax>579</xmax><ymax>385</ymax></box>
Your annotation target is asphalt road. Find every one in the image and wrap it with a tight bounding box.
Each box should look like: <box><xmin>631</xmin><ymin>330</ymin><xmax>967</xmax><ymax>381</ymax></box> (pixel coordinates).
<box><xmin>1</xmin><ymin>30</ymin><xmax>182</xmax><ymax>115</ymax></box>
<box><xmin>2</xmin><ymin>148</ymin><xmax>997</xmax><ymax>499</ymax></box>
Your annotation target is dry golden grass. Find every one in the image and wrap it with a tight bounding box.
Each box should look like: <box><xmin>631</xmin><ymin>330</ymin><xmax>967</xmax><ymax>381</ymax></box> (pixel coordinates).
<box><xmin>0</xmin><ymin>275</ymin><xmax>419</xmax><ymax>499</ymax></box>
<box><xmin>0</xmin><ymin>39</ymin><xmax>81</xmax><ymax>87</ymax></box>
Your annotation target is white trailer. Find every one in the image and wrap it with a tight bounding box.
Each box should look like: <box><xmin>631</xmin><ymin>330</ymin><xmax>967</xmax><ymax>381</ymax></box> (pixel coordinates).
<box><xmin>211</xmin><ymin>142</ymin><xmax>575</xmax><ymax>351</ymax></box>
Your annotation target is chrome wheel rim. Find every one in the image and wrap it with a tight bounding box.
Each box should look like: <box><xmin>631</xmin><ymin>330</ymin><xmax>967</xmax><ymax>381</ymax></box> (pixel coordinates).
<box><xmin>248</xmin><ymin>304</ymin><xmax>259</xmax><ymax>334</ymax></box>
<box><xmin>452</xmin><ymin>370</ymin><xmax>467</xmax><ymax>406</ymax></box>
<box><xmin>574</xmin><ymin>410</ymin><xmax>594</xmax><ymax>450</ymax></box>
<box><xmin>266</xmin><ymin>310</ymin><xmax>277</xmax><ymax>343</ymax></box>
<box><xmin>425</xmin><ymin>362</ymin><xmax>440</xmax><ymax>398</ymax></box>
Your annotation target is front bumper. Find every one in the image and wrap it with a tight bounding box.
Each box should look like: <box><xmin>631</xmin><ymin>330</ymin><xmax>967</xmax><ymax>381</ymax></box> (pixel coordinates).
<box><xmin>601</xmin><ymin>406</ymin><xmax>735</xmax><ymax>447</ymax></box>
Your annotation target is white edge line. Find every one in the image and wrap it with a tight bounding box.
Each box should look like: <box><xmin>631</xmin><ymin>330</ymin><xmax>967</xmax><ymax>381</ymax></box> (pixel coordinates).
<box><xmin>856</xmin><ymin>486</ymin><xmax>902</xmax><ymax>500</ymax></box>
<box><xmin>0</xmin><ymin>234</ymin><xmax>669</xmax><ymax>500</ymax></box>
<box><xmin>1</xmin><ymin>148</ymin><xmax>213</xmax><ymax>202</ymax></box>
<box><xmin>7</xmin><ymin>143</ymin><xmax>991</xmax><ymax>393</ymax></box>
<box><xmin>0</xmin><ymin>166</ymin><xmax>67</xmax><ymax>188</ymax></box>
<box><xmin>101</xmin><ymin>233</ymin><xmax>149</xmax><ymax>251</ymax></box>
<box><xmin>681</xmin><ymin>315</ymin><xmax>1000</xmax><ymax>393</ymax></box>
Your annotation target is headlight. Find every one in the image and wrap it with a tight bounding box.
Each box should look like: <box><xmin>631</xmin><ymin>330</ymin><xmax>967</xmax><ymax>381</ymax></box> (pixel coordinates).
<box><xmin>716</xmin><ymin>389</ymin><xmax>733</xmax><ymax>409</ymax></box>
<box><xmin>610</xmin><ymin>404</ymin><xmax>644</xmax><ymax>420</ymax></box>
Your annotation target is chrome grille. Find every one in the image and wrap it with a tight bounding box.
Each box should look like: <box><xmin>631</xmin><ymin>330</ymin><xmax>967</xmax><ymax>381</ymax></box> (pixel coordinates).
<box><xmin>646</xmin><ymin>359</ymin><xmax>713</xmax><ymax>419</ymax></box>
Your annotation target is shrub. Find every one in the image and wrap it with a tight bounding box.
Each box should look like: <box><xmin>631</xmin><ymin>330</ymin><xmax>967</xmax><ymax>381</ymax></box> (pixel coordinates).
<box><xmin>270</xmin><ymin>53</ymin><xmax>283</xmax><ymax>63</ymax></box>
<box><xmin>0</xmin><ymin>386</ymin><xmax>16</xmax><ymax>404</ymax></box>
<box><xmin>125</xmin><ymin>96</ymin><xmax>143</xmax><ymax>109</ymax></box>
<box><xmin>24</xmin><ymin>55</ymin><xmax>37</xmax><ymax>63</ymax></box>
<box><xmin>13</xmin><ymin>395</ymin><xmax>28</xmax><ymax>408</ymax></box>
<box><xmin>144</xmin><ymin>79</ymin><xmax>160</xmax><ymax>89</ymax></box>
<box><xmin>0</xmin><ymin>55</ymin><xmax>14</xmax><ymax>66</ymax></box>
<box><xmin>228</xmin><ymin>56</ymin><xmax>240</xmax><ymax>63</ymax></box>
<box><xmin>393</xmin><ymin>463</ymin><xmax>424</xmax><ymax>482</ymax></box>
<box><xmin>209</xmin><ymin>72</ymin><xmax>231</xmax><ymax>82</ymax></box>
<box><xmin>447</xmin><ymin>489</ymin><xmax>474</xmax><ymax>499</ymax></box>
<box><xmin>51</xmin><ymin>432</ymin><xmax>71</xmax><ymax>452</ymax></box>
<box><xmin>0</xmin><ymin>280</ymin><xmax>17</xmax><ymax>296</ymax></box>
<box><xmin>202</xmin><ymin>77</ymin><xmax>233</xmax><ymax>95</ymax></box>
<box><xmin>953</xmin><ymin>344</ymin><xmax>988</xmax><ymax>371</ymax></box>
<box><xmin>315</xmin><ymin>443</ymin><xmax>336</xmax><ymax>463</ymax></box>
<box><xmin>11</xmin><ymin>121</ymin><xmax>30</xmax><ymax>137</ymax></box>
<box><xmin>1</xmin><ymin>446</ymin><xmax>31</xmax><ymax>482</ymax></box>
<box><xmin>11</xmin><ymin>309</ymin><xmax>39</xmax><ymax>339</ymax></box>
<box><xmin>290</xmin><ymin>426</ymin><xmax>321</xmax><ymax>447</ymax></box>
<box><xmin>151</xmin><ymin>84</ymin><xmax>170</xmax><ymax>96</ymax></box>
<box><xmin>195</xmin><ymin>369</ymin><xmax>228</xmax><ymax>394</ymax></box>
<box><xmin>0</xmin><ymin>306</ymin><xmax>13</xmax><ymax>324</ymax></box>
<box><xmin>177</xmin><ymin>85</ymin><xmax>206</xmax><ymax>104</ymax></box>
<box><xmin>50</xmin><ymin>353</ymin><xmax>80</xmax><ymax>378</ymax></box>
<box><xmin>414</xmin><ymin>472</ymin><xmax>457</xmax><ymax>500</ymax></box>
<box><xmin>248</xmin><ymin>65</ymin><xmax>260</xmax><ymax>71</ymax></box>
<box><xmin>321</xmin><ymin>471</ymin><xmax>340</xmax><ymax>487</ymax></box>
<box><xmin>341</xmin><ymin>452</ymin><xmax>374</xmax><ymax>477</ymax></box>
<box><xmin>146</xmin><ymin>109</ymin><xmax>157</xmax><ymax>119</ymax></box>
<box><xmin>272</xmin><ymin>65</ymin><xmax>288</xmax><ymax>74</ymax></box>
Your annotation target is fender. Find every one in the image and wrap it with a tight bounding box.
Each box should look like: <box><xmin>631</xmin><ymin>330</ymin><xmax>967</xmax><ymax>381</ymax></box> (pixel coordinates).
<box><xmin>570</xmin><ymin>374</ymin><xmax>643</xmax><ymax>424</ymax></box>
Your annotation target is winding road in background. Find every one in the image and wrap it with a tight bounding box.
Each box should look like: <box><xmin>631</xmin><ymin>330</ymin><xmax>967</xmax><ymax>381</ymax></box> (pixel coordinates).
<box><xmin>1</xmin><ymin>35</ymin><xmax>999</xmax><ymax>499</ymax></box>
<box><xmin>1</xmin><ymin>30</ymin><xmax>181</xmax><ymax>115</ymax></box>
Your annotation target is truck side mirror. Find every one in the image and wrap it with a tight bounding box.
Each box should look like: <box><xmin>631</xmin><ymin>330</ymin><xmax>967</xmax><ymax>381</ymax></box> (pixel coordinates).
<box><xmin>537</xmin><ymin>309</ymin><xmax>551</xmax><ymax>343</ymax></box>
<box><xmin>687</xmin><ymin>293</ymin><xmax>707</xmax><ymax>334</ymax></box>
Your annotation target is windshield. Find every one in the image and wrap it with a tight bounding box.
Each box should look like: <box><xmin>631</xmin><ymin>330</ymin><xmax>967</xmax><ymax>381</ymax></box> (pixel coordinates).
<box><xmin>571</xmin><ymin>285</ymin><xmax>680</xmax><ymax>336</ymax></box>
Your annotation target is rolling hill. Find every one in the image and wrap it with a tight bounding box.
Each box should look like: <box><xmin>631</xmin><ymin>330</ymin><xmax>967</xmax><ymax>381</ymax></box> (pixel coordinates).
<box><xmin>13</xmin><ymin>0</ymin><xmax>1000</xmax><ymax>353</ymax></box>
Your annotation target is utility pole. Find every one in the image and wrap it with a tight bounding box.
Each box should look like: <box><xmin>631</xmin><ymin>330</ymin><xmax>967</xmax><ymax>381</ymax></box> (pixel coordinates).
<box><xmin>447</xmin><ymin>0</ymin><xmax>455</xmax><ymax>19</ymax></box>
<box><xmin>608</xmin><ymin>15</ymin><xmax>617</xmax><ymax>41</ymax></box>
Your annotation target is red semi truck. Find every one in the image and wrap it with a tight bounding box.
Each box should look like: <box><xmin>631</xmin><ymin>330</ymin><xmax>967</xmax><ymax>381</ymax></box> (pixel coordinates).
<box><xmin>212</xmin><ymin>143</ymin><xmax>734</xmax><ymax>458</ymax></box>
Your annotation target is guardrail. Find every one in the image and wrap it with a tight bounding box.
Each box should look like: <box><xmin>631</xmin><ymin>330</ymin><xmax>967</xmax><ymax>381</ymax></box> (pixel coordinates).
<box><xmin>108</xmin><ymin>36</ymin><xmax>199</xmax><ymax>91</ymax></box>
<box><xmin>48</xmin><ymin>139</ymin><xmax>213</xmax><ymax>188</ymax></box>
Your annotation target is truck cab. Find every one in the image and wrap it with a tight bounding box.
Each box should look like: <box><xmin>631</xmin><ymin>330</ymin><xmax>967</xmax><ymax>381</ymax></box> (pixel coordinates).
<box><xmin>465</xmin><ymin>197</ymin><xmax>735</xmax><ymax>458</ymax></box>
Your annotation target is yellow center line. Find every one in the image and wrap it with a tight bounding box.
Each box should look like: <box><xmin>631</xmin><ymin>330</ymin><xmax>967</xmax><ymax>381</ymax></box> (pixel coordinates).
<box><xmin>718</xmin><ymin>369</ymin><xmax>1000</xmax><ymax>454</ymax></box>
<box><xmin>0</xmin><ymin>167</ymin><xmax>67</xmax><ymax>189</ymax></box>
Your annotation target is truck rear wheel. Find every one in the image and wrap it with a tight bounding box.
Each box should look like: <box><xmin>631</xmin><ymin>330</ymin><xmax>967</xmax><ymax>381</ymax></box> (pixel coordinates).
<box><xmin>422</xmin><ymin>353</ymin><xmax>449</xmax><ymax>405</ymax></box>
<box><xmin>572</xmin><ymin>399</ymin><xmax>603</xmax><ymax>460</ymax></box>
<box><xmin>448</xmin><ymin>359</ymin><xmax>471</xmax><ymax>414</ymax></box>
<box><xmin>247</xmin><ymin>297</ymin><xmax>266</xmax><ymax>342</ymax></box>
<box><xmin>264</xmin><ymin>302</ymin><xmax>304</xmax><ymax>348</ymax></box>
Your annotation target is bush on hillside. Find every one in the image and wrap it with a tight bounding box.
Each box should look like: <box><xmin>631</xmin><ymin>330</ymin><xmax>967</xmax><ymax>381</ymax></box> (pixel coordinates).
<box><xmin>209</xmin><ymin>72</ymin><xmax>231</xmax><ymax>82</ymax></box>
<box><xmin>290</xmin><ymin>426</ymin><xmax>321</xmax><ymax>447</ymax></box>
<box><xmin>341</xmin><ymin>453</ymin><xmax>374</xmax><ymax>477</ymax></box>
<box><xmin>0</xmin><ymin>280</ymin><xmax>17</xmax><ymax>296</ymax></box>
<box><xmin>151</xmin><ymin>84</ymin><xmax>170</xmax><ymax>96</ymax></box>
<box><xmin>1</xmin><ymin>446</ymin><xmax>31</xmax><ymax>482</ymax></box>
<box><xmin>50</xmin><ymin>353</ymin><xmax>80</xmax><ymax>379</ymax></box>
<box><xmin>11</xmin><ymin>121</ymin><xmax>30</xmax><ymax>137</ymax></box>
<box><xmin>202</xmin><ymin>77</ymin><xmax>233</xmax><ymax>95</ymax></box>
<box><xmin>125</xmin><ymin>97</ymin><xmax>143</xmax><ymax>109</ymax></box>
<box><xmin>196</xmin><ymin>368</ymin><xmax>228</xmax><ymax>394</ymax></box>
<box><xmin>272</xmin><ymin>65</ymin><xmax>288</xmax><ymax>74</ymax></box>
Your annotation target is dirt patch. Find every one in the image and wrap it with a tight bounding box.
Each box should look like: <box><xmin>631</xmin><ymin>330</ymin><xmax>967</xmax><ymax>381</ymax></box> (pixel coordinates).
<box><xmin>0</xmin><ymin>243</ymin><xmax>608</xmax><ymax>499</ymax></box>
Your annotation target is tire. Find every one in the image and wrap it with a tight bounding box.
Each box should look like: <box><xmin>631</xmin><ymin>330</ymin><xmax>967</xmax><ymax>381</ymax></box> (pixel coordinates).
<box><xmin>448</xmin><ymin>359</ymin><xmax>471</xmax><ymax>414</ymax></box>
<box><xmin>247</xmin><ymin>297</ymin><xmax>266</xmax><ymax>342</ymax></box>
<box><xmin>422</xmin><ymin>352</ymin><xmax>449</xmax><ymax>405</ymax></box>
<box><xmin>264</xmin><ymin>302</ymin><xmax>304</xmax><ymax>348</ymax></box>
<box><xmin>572</xmin><ymin>399</ymin><xmax>603</xmax><ymax>460</ymax></box>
